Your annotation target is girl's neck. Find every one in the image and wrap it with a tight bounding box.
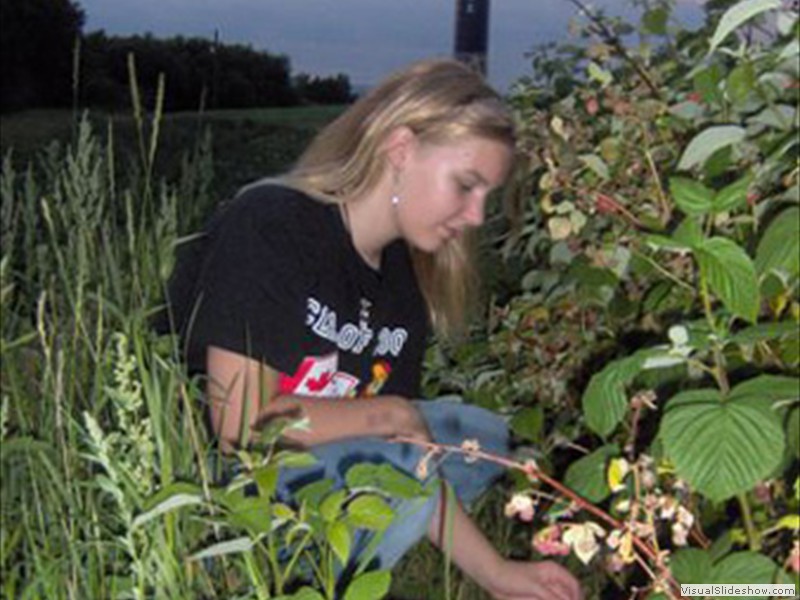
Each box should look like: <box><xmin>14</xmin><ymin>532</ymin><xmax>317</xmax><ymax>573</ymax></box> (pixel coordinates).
<box><xmin>340</xmin><ymin>180</ymin><xmax>399</xmax><ymax>270</ymax></box>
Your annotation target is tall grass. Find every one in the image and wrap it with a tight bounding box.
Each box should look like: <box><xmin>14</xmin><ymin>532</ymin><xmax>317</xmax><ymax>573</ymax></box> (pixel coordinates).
<box><xmin>0</xmin><ymin>68</ymin><xmax>422</xmax><ymax>600</ymax></box>
<box><xmin>0</xmin><ymin>93</ymin><xmax>227</xmax><ymax>597</ymax></box>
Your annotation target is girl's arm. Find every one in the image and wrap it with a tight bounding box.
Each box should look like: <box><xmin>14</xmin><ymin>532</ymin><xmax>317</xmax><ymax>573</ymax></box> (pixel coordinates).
<box><xmin>207</xmin><ymin>345</ymin><xmax>430</xmax><ymax>452</ymax></box>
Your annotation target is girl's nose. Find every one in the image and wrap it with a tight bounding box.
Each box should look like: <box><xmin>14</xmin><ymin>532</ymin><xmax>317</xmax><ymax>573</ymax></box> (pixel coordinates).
<box><xmin>463</xmin><ymin>195</ymin><xmax>486</xmax><ymax>227</ymax></box>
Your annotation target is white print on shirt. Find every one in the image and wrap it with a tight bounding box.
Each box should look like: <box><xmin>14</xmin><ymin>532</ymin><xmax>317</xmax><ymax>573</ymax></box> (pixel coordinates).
<box><xmin>279</xmin><ymin>353</ymin><xmax>360</xmax><ymax>397</ymax></box>
<box><xmin>306</xmin><ymin>297</ymin><xmax>408</xmax><ymax>357</ymax></box>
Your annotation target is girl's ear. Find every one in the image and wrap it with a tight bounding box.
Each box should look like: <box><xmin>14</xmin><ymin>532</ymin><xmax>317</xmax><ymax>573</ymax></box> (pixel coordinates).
<box><xmin>382</xmin><ymin>126</ymin><xmax>417</xmax><ymax>171</ymax></box>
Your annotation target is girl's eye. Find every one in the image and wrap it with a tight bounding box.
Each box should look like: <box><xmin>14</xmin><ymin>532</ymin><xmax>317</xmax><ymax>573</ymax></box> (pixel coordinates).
<box><xmin>457</xmin><ymin>181</ymin><xmax>475</xmax><ymax>195</ymax></box>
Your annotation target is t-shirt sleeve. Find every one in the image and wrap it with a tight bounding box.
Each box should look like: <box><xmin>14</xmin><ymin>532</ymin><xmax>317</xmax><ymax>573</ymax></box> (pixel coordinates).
<box><xmin>181</xmin><ymin>193</ymin><xmax>314</xmax><ymax>375</ymax></box>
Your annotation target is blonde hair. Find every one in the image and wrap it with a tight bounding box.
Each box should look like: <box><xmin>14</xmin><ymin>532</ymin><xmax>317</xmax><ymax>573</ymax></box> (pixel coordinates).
<box><xmin>282</xmin><ymin>58</ymin><xmax>515</xmax><ymax>336</ymax></box>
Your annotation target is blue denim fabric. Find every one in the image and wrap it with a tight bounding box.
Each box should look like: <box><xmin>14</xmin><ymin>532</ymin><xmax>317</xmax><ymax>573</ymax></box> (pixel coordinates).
<box><xmin>275</xmin><ymin>397</ymin><xmax>510</xmax><ymax>573</ymax></box>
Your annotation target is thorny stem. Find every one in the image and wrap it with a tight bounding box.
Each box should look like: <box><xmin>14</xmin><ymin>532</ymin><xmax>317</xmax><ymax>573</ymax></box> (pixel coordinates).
<box><xmin>565</xmin><ymin>0</ymin><xmax>662</xmax><ymax>99</ymax></box>
<box><xmin>630</xmin><ymin>247</ymin><xmax>696</xmax><ymax>294</ymax></box>
<box><xmin>392</xmin><ymin>436</ymin><xmax>681</xmax><ymax>597</ymax></box>
<box><xmin>639</xmin><ymin>124</ymin><xmax>672</xmax><ymax>226</ymax></box>
<box><xmin>699</xmin><ymin>272</ymin><xmax>731</xmax><ymax>394</ymax></box>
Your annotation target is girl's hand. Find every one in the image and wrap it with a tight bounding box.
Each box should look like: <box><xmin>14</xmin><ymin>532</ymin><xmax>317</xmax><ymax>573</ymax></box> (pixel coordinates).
<box><xmin>490</xmin><ymin>560</ymin><xmax>583</xmax><ymax>600</ymax></box>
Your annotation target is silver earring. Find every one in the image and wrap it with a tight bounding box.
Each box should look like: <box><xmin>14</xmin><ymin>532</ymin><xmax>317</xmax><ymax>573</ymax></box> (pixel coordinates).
<box><xmin>391</xmin><ymin>194</ymin><xmax>400</xmax><ymax>206</ymax></box>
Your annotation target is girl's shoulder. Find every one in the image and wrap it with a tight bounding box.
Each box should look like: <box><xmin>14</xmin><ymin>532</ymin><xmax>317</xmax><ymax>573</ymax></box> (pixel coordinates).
<box><xmin>222</xmin><ymin>181</ymin><xmax>335</xmax><ymax>230</ymax></box>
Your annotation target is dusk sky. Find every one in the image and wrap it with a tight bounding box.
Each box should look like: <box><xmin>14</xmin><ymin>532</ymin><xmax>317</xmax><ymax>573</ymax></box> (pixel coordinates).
<box><xmin>77</xmin><ymin>0</ymin><xmax>706</xmax><ymax>93</ymax></box>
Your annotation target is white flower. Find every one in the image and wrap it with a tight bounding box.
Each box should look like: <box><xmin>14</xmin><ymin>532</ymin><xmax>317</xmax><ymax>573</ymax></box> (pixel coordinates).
<box><xmin>504</xmin><ymin>493</ymin><xmax>535</xmax><ymax>522</ymax></box>
<box><xmin>562</xmin><ymin>522</ymin><xmax>606</xmax><ymax>564</ymax></box>
<box><xmin>671</xmin><ymin>522</ymin><xmax>690</xmax><ymax>546</ymax></box>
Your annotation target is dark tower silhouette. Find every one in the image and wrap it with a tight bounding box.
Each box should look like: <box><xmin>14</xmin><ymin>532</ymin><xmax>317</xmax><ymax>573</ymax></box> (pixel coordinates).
<box><xmin>453</xmin><ymin>0</ymin><xmax>490</xmax><ymax>75</ymax></box>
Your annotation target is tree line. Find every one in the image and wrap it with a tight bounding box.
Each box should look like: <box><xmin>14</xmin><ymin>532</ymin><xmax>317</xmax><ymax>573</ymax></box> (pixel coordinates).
<box><xmin>0</xmin><ymin>0</ymin><xmax>354</xmax><ymax>113</ymax></box>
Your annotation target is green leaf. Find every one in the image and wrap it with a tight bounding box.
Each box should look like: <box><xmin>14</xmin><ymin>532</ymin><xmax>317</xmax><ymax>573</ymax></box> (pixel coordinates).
<box><xmin>727</xmin><ymin>62</ymin><xmax>756</xmax><ymax>105</ymax></box>
<box><xmin>326</xmin><ymin>520</ymin><xmax>351</xmax><ymax>566</ymax></box>
<box><xmin>579</xmin><ymin>153</ymin><xmax>610</xmax><ymax>180</ymax></box>
<box><xmin>677</xmin><ymin>126</ymin><xmax>746</xmax><ymax>171</ymax></box>
<box><xmin>673</xmin><ymin>217</ymin><xmax>704</xmax><ymax>247</ymax></box>
<box><xmin>659</xmin><ymin>389</ymin><xmax>785</xmax><ymax>502</ymax></box>
<box><xmin>642</xmin><ymin>7</ymin><xmax>669</xmax><ymax>35</ymax></box>
<box><xmin>254</xmin><ymin>465</ymin><xmax>279</xmax><ymax>498</ymax></box>
<box><xmin>729</xmin><ymin>375</ymin><xmax>799</xmax><ymax>404</ymax></box>
<box><xmin>320</xmin><ymin>490</ymin><xmax>347</xmax><ymax>523</ymax></box>
<box><xmin>563</xmin><ymin>444</ymin><xmax>619</xmax><ymax>503</ymax></box>
<box><xmin>582</xmin><ymin>354</ymin><xmax>644</xmax><ymax>437</ymax></box>
<box><xmin>670</xmin><ymin>177</ymin><xmax>714</xmax><ymax>215</ymax></box>
<box><xmin>729</xmin><ymin>323</ymin><xmax>798</xmax><ymax>345</ymax></box>
<box><xmin>295</xmin><ymin>479</ymin><xmax>334</xmax><ymax>509</ymax></box>
<box><xmin>275</xmin><ymin>587</ymin><xmax>325</xmax><ymax>600</ymax></box>
<box><xmin>696</xmin><ymin>237</ymin><xmax>759</xmax><ymax>323</ymax></box>
<box><xmin>713</xmin><ymin>174</ymin><xmax>752</xmax><ymax>213</ymax></box>
<box><xmin>671</xmin><ymin>548</ymin><xmax>713</xmax><ymax>585</ymax></box>
<box><xmin>189</xmin><ymin>537</ymin><xmax>254</xmax><ymax>561</ymax></box>
<box><xmin>343</xmin><ymin>570</ymin><xmax>392</xmax><ymax>600</ymax></box>
<box><xmin>755</xmin><ymin>207</ymin><xmax>800</xmax><ymax>281</ymax></box>
<box><xmin>227</xmin><ymin>496</ymin><xmax>273</xmax><ymax>535</ymax></box>
<box><xmin>587</xmin><ymin>62</ymin><xmax>613</xmax><ymax>87</ymax></box>
<box><xmin>510</xmin><ymin>406</ymin><xmax>545</xmax><ymax>443</ymax></box>
<box><xmin>275</xmin><ymin>451</ymin><xmax>318</xmax><ymax>469</ymax></box>
<box><xmin>132</xmin><ymin>490</ymin><xmax>204</xmax><ymax>530</ymax></box>
<box><xmin>345</xmin><ymin>463</ymin><xmax>425</xmax><ymax>499</ymax></box>
<box><xmin>709</xmin><ymin>0</ymin><xmax>783</xmax><ymax>54</ymax></box>
<box><xmin>710</xmin><ymin>551</ymin><xmax>787</xmax><ymax>588</ymax></box>
<box><xmin>346</xmin><ymin>495</ymin><xmax>394</xmax><ymax>531</ymax></box>
<box><xmin>694</xmin><ymin>65</ymin><xmax>724</xmax><ymax>105</ymax></box>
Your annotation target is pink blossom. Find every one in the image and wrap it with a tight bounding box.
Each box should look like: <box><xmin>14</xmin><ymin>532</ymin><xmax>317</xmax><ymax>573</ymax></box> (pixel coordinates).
<box><xmin>532</xmin><ymin>524</ymin><xmax>571</xmax><ymax>556</ymax></box>
<box><xmin>505</xmin><ymin>493</ymin><xmax>535</xmax><ymax>522</ymax></box>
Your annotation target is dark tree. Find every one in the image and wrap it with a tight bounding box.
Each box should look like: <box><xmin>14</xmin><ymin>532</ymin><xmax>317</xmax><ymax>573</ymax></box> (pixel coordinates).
<box><xmin>1</xmin><ymin>0</ymin><xmax>85</xmax><ymax>111</ymax></box>
<box><xmin>293</xmin><ymin>73</ymin><xmax>353</xmax><ymax>105</ymax></box>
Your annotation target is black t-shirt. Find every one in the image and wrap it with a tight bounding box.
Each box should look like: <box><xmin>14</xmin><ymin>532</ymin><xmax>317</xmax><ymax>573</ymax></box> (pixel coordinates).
<box><xmin>163</xmin><ymin>183</ymin><xmax>430</xmax><ymax>399</ymax></box>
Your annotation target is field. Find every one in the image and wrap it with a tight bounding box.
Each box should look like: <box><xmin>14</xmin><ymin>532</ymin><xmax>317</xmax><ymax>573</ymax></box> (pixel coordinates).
<box><xmin>0</xmin><ymin>105</ymin><xmax>345</xmax><ymax>216</ymax></box>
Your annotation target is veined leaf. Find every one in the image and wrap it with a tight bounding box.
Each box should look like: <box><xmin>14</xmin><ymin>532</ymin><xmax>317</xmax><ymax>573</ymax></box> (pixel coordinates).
<box><xmin>582</xmin><ymin>354</ymin><xmax>645</xmax><ymax>437</ymax></box>
<box><xmin>709</xmin><ymin>0</ymin><xmax>783</xmax><ymax>54</ymax></box>
<box><xmin>320</xmin><ymin>490</ymin><xmax>348</xmax><ymax>523</ymax></box>
<box><xmin>346</xmin><ymin>495</ymin><xmax>394</xmax><ymax>531</ymax></box>
<box><xmin>729</xmin><ymin>324</ymin><xmax>799</xmax><ymax>345</ymax></box>
<box><xmin>755</xmin><ymin>207</ymin><xmax>800</xmax><ymax>281</ymax></box>
<box><xmin>671</xmin><ymin>548</ymin><xmax>713</xmax><ymax>585</ymax></box>
<box><xmin>345</xmin><ymin>463</ymin><xmax>425</xmax><ymax>499</ymax></box>
<box><xmin>696</xmin><ymin>237</ymin><xmax>759</xmax><ymax>323</ymax></box>
<box><xmin>729</xmin><ymin>375</ymin><xmax>800</xmax><ymax>404</ymax></box>
<box><xmin>673</xmin><ymin>217</ymin><xmax>704</xmax><ymax>247</ymax></box>
<box><xmin>677</xmin><ymin>126</ymin><xmax>746</xmax><ymax>171</ymax></box>
<box><xmin>726</xmin><ymin>62</ymin><xmax>756</xmax><ymax>105</ymax></box>
<box><xmin>711</xmin><ymin>551</ymin><xmax>791</xmax><ymax>587</ymax></box>
<box><xmin>713</xmin><ymin>174</ymin><xmax>752</xmax><ymax>213</ymax></box>
<box><xmin>563</xmin><ymin>444</ymin><xmax>619</xmax><ymax>503</ymax></box>
<box><xmin>671</xmin><ymin>177</ymin><xmax>714</xmax><ymax>215</ymax></box>
<box><xmin>660</xmin><ymin>389</ymin><xmax>784</xmax><ymax>502</ymax></box>
<box><xmin>326</xmin><ymin>521</ymin><xmax>351</xmax><ymax>566</ymax></box>
<box><xmin>343</xmin><ymin>570</ymin><xmax>391</xmax><ymax>600</ymax></box>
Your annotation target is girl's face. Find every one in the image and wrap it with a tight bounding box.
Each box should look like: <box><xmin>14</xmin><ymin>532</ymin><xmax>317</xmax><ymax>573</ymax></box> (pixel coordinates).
<box><xmin>395</xmin><ymin>134</ymin><xmax>512</xmax><ymax>253</ymax></box>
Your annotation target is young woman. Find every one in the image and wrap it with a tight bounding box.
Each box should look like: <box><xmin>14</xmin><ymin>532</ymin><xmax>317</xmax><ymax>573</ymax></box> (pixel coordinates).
<box><xmin>165</xmin><ymin>59</ymin><xmax>582</xmax><ymax>600</ymax></box>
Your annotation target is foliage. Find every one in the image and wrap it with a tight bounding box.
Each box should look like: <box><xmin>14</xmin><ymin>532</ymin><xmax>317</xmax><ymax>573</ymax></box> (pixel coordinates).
<box><xmin>0</xmin><ymin>0</ymin><xmax>84</xmax><ymax>111</ymax></box>
<box><xmin>80</xmin><ymin>32</ymin><xmax>298</xmax><ymax>111</ymax></box>
<box><xmin>425</xmin><ymin>0</ymin><xmax>799</xmax><ymax>597</ymax></box>
<box><xmin>293</xmin><ymin>73</ymin><xmax>356</xmax><ymax>105</ymax></box>
<box><xmin>0</xmin><ymin>86</ymin><xmax>390</xmax><ymax>598</ymax></box>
